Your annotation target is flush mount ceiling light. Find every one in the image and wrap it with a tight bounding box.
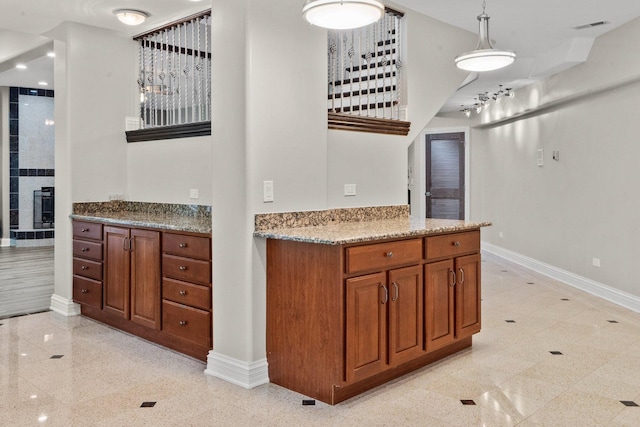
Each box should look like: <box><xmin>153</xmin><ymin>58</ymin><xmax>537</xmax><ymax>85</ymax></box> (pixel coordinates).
<box><xmin>302</xmin><ymin>0</ymin><xmax>384</xmax><ymax>30</ymax></box>
<box><xmin>454</xmin><ymin>0</ymin><xmax>515</xmax><ymax>72</ymax></box>
<box><xmin>113</xmin><ymin>9</ymin><xmax>149</xmax><ymax>26</ymax></box>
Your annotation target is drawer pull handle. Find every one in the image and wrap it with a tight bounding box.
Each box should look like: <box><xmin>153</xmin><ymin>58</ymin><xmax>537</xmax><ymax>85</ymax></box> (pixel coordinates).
<box><xmin>386</xmin><ymin>251</ymin><xmax>394</xmax><ymax>258</ymax></box>
<box><xmin>179</xmin><ymin>290</ymin><xmax>187</xmax><ymax>296</ymax></box>
<box><xmin>453</xmin><ymin>241</ymin><xmax>461</xmax><ymax>247</ymax></box>
<box><xmin>179</xmin><ymin>243</ymin><xmax>187</xmax><ymax>248</ymax></box>
<box><xmin>179</xmin><ymin>266</ymin><xmax>187</xmax><ymax>271</ymax></box>
<box><xmin>458</xmin><ymin>268</ymin><xmax>465</xmax><ymax>285</ymax></box>
<box><xmin>449</xmin><ymin>269</ymin><xmax>456</xmax><ymax>287</ymax></box>
<box><xmin>392</xmin><ymin>282</ymin><xmax>399</xmax><ymax>302</ymax></box>
<box><xmin>81</xmin><ymin>266</ymin><xmax>89</xmax><ymax>271</ymax></box>
<box><xmin>179</xmin><ymin>321</ymin><xmax>187</xmax><ymax>327</ymax></box>
<box><xmin>81</xmin><ymin>289</ymin><xmax>88</xmax><ymax>294</ymax></box>
<box><xmin>81</xmin><ymin>247</ymin><xmax>89</xmax><ymax>252</ymax></box>
<box><xmin>81</xmin><ymin>228</ymin><xmax>90</xmax><ymax>233</ymax></box>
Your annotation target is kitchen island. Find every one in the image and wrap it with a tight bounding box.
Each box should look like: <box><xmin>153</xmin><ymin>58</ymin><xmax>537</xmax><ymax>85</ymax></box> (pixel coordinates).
<box><xmin>255</xmin><ymin>208</ymin><xmax>490</xmax><ymax>404</ymax></box>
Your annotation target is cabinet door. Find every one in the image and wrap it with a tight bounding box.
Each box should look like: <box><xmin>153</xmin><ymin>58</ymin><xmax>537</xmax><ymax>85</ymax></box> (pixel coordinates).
<box><xmin>346</xmin><ymin>272</ymin><xmax>387</xmax><ymax>383</ymax></box>
<box><xmin>103</xmin><ymin>226</ymin><xmax>130</xmax><ymax>319</ymax></box>
<box><xmin>455</xmin><ymin>254</ymin><xmax>481</xmax><ymax>339</ymax></box>
<box><xmin>130</xmin><ymin>229</ymin><xmax>161</xmax><ymax>330</ymax></box>
<box><xmin>424</xmin><ymin>259</ymin><xmax>455</xmax><ymax>352</ymax></box>
<box><xmin>388</xmin><ymin>265</ymin><xmax>424</xmax><ymax>366</ymax></box>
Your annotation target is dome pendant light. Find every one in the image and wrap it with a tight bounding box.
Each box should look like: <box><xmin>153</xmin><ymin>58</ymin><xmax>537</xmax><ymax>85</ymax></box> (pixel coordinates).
<box><xmin>302</xmin><ymin>0</ymin><xmax>385</xmax><ymax>30</ymax></box>
<box><xmin>455</xmin><ymin>1</ymin><xmax>515</xmax><ymax>72</ymax></box>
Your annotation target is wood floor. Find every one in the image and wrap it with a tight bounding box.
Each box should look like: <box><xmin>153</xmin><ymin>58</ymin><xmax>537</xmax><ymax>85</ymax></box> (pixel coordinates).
<box><xmin>0</xmin><ymin>246</ymin><xmax>54</xmax><ymax>319</ymax></box>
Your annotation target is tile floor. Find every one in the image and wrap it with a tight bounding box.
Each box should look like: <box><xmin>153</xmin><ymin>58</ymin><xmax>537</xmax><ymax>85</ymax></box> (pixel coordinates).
<box><xmin>2</xmin><ymin>253</ymin><xmax>640</xmax><ymax>426</ymax></box>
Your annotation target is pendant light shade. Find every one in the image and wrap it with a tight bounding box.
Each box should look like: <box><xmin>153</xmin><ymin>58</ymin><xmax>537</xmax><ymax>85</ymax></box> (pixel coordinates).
<box><xmin>455</xmin><ymin>8</ymin><xmax>515</xmax><ymax>72</ymax></box>
<box><xmin>302</xmin><ymin>0</ymin><xmax>385</xmax><ymax>30</ymax></box>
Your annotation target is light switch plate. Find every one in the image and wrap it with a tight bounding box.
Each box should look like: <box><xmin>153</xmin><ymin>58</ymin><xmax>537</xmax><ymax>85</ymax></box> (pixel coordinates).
<box><xmin>263</xmin><ymin>181</ymin><xmax>274</xmax><ymax>202</ymax></box>
<box><xmin>537</xmin><ymin>149</ymin><xmax>544</xmax><ymax>167</ymax></box>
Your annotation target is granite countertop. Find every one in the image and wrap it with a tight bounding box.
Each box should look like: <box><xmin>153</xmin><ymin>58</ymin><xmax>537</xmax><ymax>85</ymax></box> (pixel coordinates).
<box><xmin>71</xmin><ymin>202</ymin><xmax>211</xmax><ymax>234</ymax></box>
<box><xmin>254</xmin><ymin>218</ymin><xmax>491</xmax><ymax>245</ymax></box>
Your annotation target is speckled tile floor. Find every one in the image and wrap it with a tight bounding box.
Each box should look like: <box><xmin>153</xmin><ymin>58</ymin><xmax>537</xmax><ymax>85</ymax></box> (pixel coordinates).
<box><xmin>2</xmin><ymin>253</ymin><xmax>640</xmax><ymax>426</ymax></box>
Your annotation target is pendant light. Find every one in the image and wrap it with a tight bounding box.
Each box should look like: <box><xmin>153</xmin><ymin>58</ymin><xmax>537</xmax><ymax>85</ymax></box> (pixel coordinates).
<box><xmin>302</xmin><ymin>0</ymin><xmax>385</xmax><ymax>30</ymax></box>
<box><xmin>454</xmin><ymin>1</ymin><xmax>515</xmax><ymax>72</ymax></box>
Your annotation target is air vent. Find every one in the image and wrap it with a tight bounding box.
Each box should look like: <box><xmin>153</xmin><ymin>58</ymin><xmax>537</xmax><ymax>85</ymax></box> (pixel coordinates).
<box><xmin>573</xmin><ymin>21</ymin><xmax>609</xmax><ymax>30</ymax></box>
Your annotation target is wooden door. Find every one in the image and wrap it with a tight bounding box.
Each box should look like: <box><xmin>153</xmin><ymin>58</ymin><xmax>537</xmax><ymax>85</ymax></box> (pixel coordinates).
<box><xmin>103</xmin><ymin>226</ymin><xmax>130</xmax><ymax>319</ymax></box>
<box><xmin>388</xmin><ymin>265</ymin><xmax>424</xmax><ymax>366</ymax></box>
<box><xmin>346</xmin><ymin>272</ymin><xmax>387</xmax><ymax>383</ymax></box>
<box><xmin>130</xmin><ymin>229</ymin><xmax>161</xmax><ymax>330</ymax></box>
<box><xmin>424</xmin><ymin>259</ymin><xmax>455</xmax><ymax>352</ymax></box>
<box><xmin>455</xmin><ymin>254</ymin><xmax>481</xmax><ymax>339</ymax></box>
<box><xmin>426</xmin><ymin>132</ymin><xmax>465</xmax><ymax>219</ymax></box>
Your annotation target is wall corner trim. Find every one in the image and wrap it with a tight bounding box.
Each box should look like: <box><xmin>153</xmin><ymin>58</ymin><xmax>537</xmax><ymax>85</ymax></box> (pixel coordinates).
<box><xmin>49</xmin><ymin>294</ymin><xmax>82</xmax><ymax>316</ymax></box>
<box><xmin>204</xmin><ymin>351</ymin><xmax>269</xmax><ymax>389</ymax></box>
<box><xmin>481</xmin><ymin>241</ymin><xmax>640</xmax><ymax>314</ymax></box>
<box><xmin>0</xmin><ymin>238</ymin><xmax>11</xmax><ymax>247</ymax></box>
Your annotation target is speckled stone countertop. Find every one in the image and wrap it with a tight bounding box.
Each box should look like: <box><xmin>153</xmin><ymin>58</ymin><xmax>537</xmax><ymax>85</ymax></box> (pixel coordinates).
<box><xmin>254</xmin><ymin>217</ymin><xmax>491</xmax><ymax>245</ymax></box>
<box><xmin>71</xmin><ymin>201</ymin><xmax>211</xmax><ymax>234</ymax></box>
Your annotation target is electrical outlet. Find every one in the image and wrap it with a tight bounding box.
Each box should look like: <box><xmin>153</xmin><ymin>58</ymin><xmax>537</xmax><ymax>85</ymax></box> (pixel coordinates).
<box><xmin>344</xmin><ymin>184</ymin><xmax>356</xmax><ymax>196</ymax></box>
<box><xmin>499</xmin><ymin>232</ymin><xmax>504</xmax><ymax>239</ymax></box>
<box><xmin>263</xmin><ymin>181</ymin><xmax>274</xmax><ymax>202</ymax></box>
<box><xmin>189</xmin><ymin>189</ymin><xmax>199</xmax><ymax>199</ymax></box>
<box><xmin>592</xmin><ymin>258</ymin><xmax>600</xmax><ymax>267</ymax></box>
<box><xmin>108</xmin><ymin>194</ymin><xmax>124</xmax><ymax>201</ymax></box>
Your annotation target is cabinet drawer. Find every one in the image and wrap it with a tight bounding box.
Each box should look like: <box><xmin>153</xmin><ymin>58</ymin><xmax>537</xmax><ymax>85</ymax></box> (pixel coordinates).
<box><xmin>162</xmin><ymin>254</ymin><xmax>211</xmax><ymax>285</ymax></box>
<box><xmin>73</xmin><ymin>258</ymin><xmax>103</xmax><ymax>281</ymax></box>
<box><xmin>345</xmin><ymin>239</ymin><xmax>423</xmax><ymax>274</ymax></box>
<box><xmin>72</xmin><ymin>240</ymin><xmax>103</xmax><ymax>261</ymax></box>
<box><xmin>163</xmin><ymin>278</ymin><xmax>211</xmax><ymax>311</ymax></box>
<box><xmin>163</xmin><ymin>233</ymin><xmax>211</xmax><ymax>261</ymax></box>
<box><xmin>73</xmin><ymin>276</ymin><xmax>102</xmax><ymax>309</ymax></box>
<box><xmin>425</xmin><ymin>231</ymin><xmax>480</xmax><ymax>260</ymax></box>
<box><xmin>73</xmin><ymin>221</ymin><xmax>103</xmax><ymax>241</ymax></box>
<box><xmin>162</xmin><ymin>300</ymin><xmax>212</xmax><ymax>346</ymax></box>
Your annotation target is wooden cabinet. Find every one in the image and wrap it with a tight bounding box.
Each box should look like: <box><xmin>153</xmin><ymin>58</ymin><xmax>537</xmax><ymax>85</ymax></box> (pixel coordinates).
<box><xmin>266</xmin><ymin>229</ymin><xmax>482</xmax><ymax>405</ymax></box>
<box><xmin>72</xmin><ymin>220</ymin><xmax>212</xmax><ymax>360</ymax></box>
<box><xmin>72</xmin><ymin>221</ymin><xmax>103</xmax><ymax>309</ymax></box>
<box><xmin>161</xmin><ymin>232</ymin><xmax>212</xmax><ymax>349</ymax></box>
<box><xmin>103</xmin><ymin>226</ymin><xmax>161</xmax><ymax>330</ymax></box>
<box><xmin>425</xmin><ymin>231</ymin><xmax>481</xmax><ymax>352</ymax></box>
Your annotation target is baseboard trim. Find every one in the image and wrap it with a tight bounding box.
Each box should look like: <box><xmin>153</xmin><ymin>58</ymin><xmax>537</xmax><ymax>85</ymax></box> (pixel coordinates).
<box><xmin>0</xmin><ymin>238</ymin><xmax>11</xmax><ymax>247</ymax></box>
<box><xmin>49</xmin><ymin>294</ymin><xmax>81</xmax><ymax>317</ymax></box>
<box><xmin>482</xmin><ymin>242</ymin><xmax>640</xmax><ymax>314</ymax></box>
<box><xmin>205</xmin><ymin>351</ymin><xmax>269</xmax><ymax>389</ymax></box>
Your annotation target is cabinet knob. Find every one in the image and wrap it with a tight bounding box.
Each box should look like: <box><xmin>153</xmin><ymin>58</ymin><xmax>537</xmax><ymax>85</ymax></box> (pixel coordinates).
<box><xmin>81</xmin><ymin>289</ymin><xmax>88</xmax><ymax>294</ymax></box>
<box><xmin>179</xmin><ymin>266</ymin><xmax>187</xmax><ymax>271</ymax></box>
<box><xmin>453</xmin><ymin>241</ymin><xmax>461</xmax><ymax>247</ymax></box>
<box><xmin>81</xmin><ymin>228</ymin><xmax>89</xmax><ymax>232</ymax></box>
<box><xmin>179</xmin><ymin>321</ymin><xmax>187</xmax><ymax>327</ymax></box>
<box><xmin>386</xmin><ymin>251</ymin><xmax>394</xmax><ymax>258</ymax></box>
<box><xmin>81</xmin><ymin>266</ymin><xmax>89</xmax><ymax>271</ymax></box>
<box><xmin>81</xmin><ymin>247</ymin><xmax>89</xmax><ymax>252</ymax></box>
<box><xmin>179</xmin><ymin>243</ymin><xmax>187</xmax><ymax>248</ymax></box>
<box><xmin>179</xmin><ymin>290</ymin><xmax>187</xmax><ymax>296</ymax></box>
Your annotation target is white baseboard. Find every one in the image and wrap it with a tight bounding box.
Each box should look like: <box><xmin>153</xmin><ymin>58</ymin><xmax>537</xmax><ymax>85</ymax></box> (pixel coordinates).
<box><xmin>49</xmin><ymin>294</ymin><xmax>81</xmax><ymax>317</ymax></box>
<box><xmin>0</xmin><ymin>238</ymin><xmax>11</xmax><ymax>247</ymax></box>
<box><xmin>205</xmin><ymin>351</ymin><xmax>269</xmax><ymax>389</ymax></box>
<box><xmin>482</xmin><ymin>241</ymin><xmax>640</xmax><ymax>314</ymax></box>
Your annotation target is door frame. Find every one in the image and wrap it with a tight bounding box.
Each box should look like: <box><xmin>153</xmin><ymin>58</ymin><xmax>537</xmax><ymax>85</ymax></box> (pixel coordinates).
<box><xmin>410</xmin><ymin>127</ymin><xmax>470</xmax><ymax>221</ymax></box>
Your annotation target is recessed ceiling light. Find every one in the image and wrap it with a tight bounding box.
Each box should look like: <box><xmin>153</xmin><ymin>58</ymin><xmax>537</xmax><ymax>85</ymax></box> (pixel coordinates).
<box><xmin>38</xmin><ymin>81</ymin><xmax>48</xmax><ymax>86</ymax></box>
<box><xmin>47</xmin><ymin>52</ymin><xmax>55</xmax><ymax>58</ymax></box>
<box><xmin>16</xmin><ymin>64</ymin><xmax>27</xmax><ymax>69</ymax></box>
<box><xmin>113</xmin><ymin>9</ymin><xmax>149</xmax><ymax>26</ymax></box>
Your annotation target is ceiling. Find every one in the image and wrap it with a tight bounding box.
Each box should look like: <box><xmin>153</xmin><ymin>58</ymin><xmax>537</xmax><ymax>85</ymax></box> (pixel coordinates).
<box><xmin>1</xmin><ymin>0</ymin><xmax>640</xmax><ymax>114</ymax></box>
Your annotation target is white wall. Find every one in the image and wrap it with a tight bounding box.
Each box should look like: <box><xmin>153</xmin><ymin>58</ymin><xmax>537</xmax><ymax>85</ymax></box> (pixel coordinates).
<box><xmin>436</xmin><ymin>16</ymin><xmax>640</xmax><ymax>299</ymax></box>
<box><xmin>0</xmin><ymin>87</ymin><xmax>8</xmax><ymax>244</ymax></box>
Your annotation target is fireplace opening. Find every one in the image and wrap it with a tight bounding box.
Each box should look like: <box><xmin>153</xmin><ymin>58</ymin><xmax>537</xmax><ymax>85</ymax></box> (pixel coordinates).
<box><xmin>34</xmin><ymin>187</ymin><xmax>54</xmax><ymax>229</ymax></box>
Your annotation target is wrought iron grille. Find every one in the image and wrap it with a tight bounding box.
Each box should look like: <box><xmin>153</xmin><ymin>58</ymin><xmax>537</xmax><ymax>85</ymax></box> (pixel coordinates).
<box><xmin>134</xmin><ymin>10</ymin><xmax>211</xmax><ymax>129</ymax></box>
<box><xmin>327</xmin><ymin>9</ymin><xmax>404</xmax><ymax>121</ymax></box>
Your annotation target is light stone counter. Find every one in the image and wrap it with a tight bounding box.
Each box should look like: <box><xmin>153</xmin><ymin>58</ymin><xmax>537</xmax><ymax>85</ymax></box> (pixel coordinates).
<box><xmin>71</xmin><ymin>201</ymin><xmax>211</xmax><ymax>234</ymax></box>
<box><xmin>254</xmin><ymin>217</ymin><xmax>491</xmax><ymax>245</ymax></box>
